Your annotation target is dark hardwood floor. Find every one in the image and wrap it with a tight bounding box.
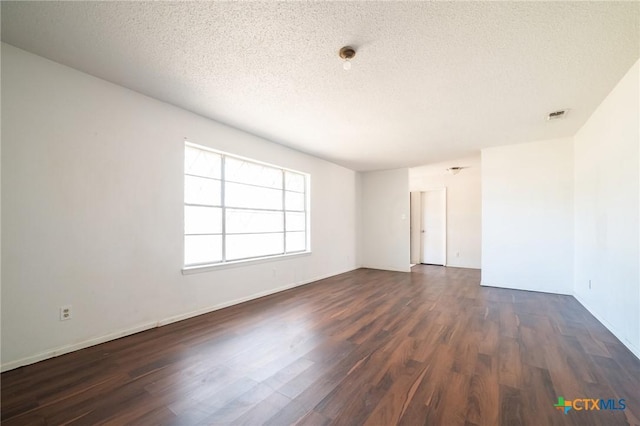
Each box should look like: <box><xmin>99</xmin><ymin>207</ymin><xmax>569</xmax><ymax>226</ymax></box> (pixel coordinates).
<box><xmin>2</xmin><ymin>266</ymin><xmax>639</xmax><ymax>425</ymax></box>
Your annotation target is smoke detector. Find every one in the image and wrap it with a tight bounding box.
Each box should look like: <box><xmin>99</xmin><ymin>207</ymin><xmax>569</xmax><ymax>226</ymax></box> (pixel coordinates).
<box><xmin>547</xmin><ymin>109</ymin><xmax>569</xmax><ymax>121</ymax></box>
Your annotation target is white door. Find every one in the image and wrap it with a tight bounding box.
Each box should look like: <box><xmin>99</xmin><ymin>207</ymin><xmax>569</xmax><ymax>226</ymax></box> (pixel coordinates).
<box><xmin>409</xmin><ymin>191</ymin><xmax>422</xmax><ymax>264</ymax></box>
<box><xmin>420</xmin><ymin>189</ymin><xmax>446</xmax><ymax>265</ymax></box>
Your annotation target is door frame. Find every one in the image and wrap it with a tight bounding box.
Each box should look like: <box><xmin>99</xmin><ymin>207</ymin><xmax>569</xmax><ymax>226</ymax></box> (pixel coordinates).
<box><xmin>409</xmin><ymin>191</ymin><xmax>422</xmax><ymax>265</ymax></box>
<box><xmin>419</xmin><ymin>188</ymin><xmax>447</xmax><ymax>266</ymax></box>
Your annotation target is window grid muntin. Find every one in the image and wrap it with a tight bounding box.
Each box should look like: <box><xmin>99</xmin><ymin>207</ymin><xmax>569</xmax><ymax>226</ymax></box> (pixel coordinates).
<box><xmin>221</xmin><ymin>156</ymin><xmax>227</xmax><ymax>262</ymax></box>
<box><xmin>224</xmin><ymin>181</ymin><xmax>284</xmax><ymax>210</ymax></box>
<box><xmin>282</xmin><ymin>170</ymin><xmax>287</xmax><ymax>253</ymax></box>
<box><xmin>224</xmin><ymin>156</ymin><xmax>283</xmax><ymax>190</ymax></box>
<box><xmin>184</xmin><ymin>143</ymin><xmax>308</xmax><ymax>266</ymax></box>
<box><xmin>184</xmin><ymin>234</ymin><xmax>223</xmax><ymax>266</ymax></box>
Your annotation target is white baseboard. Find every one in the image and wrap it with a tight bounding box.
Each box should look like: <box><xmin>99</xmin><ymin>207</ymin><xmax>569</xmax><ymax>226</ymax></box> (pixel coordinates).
<box><xmin>445</xmin><ymin>264</ymin><xmax>482</xmax><ymax>270</ymax></box>
<box><xmin>361</xmin><ymin>264</ymin><xmax>411</xmax><ymax>273</ymax></box>
<box><xmin>480</xmin><ymin>280</ymin><xmax>572</xmax><ymax>296</ymax></box>
<box><xmin>0</xmin><ymin>321</ymin><xmax>158</xmax><ymax>373</ymax></box>
<box><xmin>1</xmin><ymin>267</ymin><xmax>357</xmax><ymax>373</ymax></box>
<box><xmin>157</xmin><ymin>268</ymin><xmax>356</xmax><ymax>327</ymax></box>
<box><xmin>573</xmin><ymin>293</ymin><xmax>640</xmax><ymax>361</ymax></box>
<box><xmin>478</xmin><ymin>282</ymin><xmax>639</xmax><ymax>361</ymax></box>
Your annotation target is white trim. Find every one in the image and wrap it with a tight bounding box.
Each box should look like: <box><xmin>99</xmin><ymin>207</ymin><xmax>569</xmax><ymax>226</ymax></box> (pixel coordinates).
<box><xmin>573</xmin><ymin>293</ymin><xmax>640</xmax><ymax>361</ymax></box>
<box><xmin>443</xmin><ymin>187</ymin><xmax>448</xmax><ymax>267</ymax></box>
<box><xmin>0</xmin><ymin>321</ymin><xmax>158</xmax><ymax>373</ymax></box>
<box><xmin>161</xmin><ymin>268</ymin><xmax>350</xmax><ymax>326</ymax></box>
<box><xmin>0</xmin><ymin>267</ymin><xmax>356</xmax><ymax>373</ymax></box>
<box><xmin>439</xmin><ymin>265</ymin><xmax>480</xmax><ymax>270</ymax></box>
<box><xmin>479</xmin><ymin>281</ymin><xmax>639</xmax><ymax>361</ymax></box>
<box><xmin>182</xmin><ymin>251</ymin><xmax>312</xmax><ymax>274</ymax></box>
<box><xmin>184</xmin><ymin>141</ymin><xmax>310</xmax><ymax>267</ymax></box>
<box><xmin>185</xmin><ymin>141</ymin><xmax>307</xmax><ymax>176</ymax></box>
<box><xmin>479</xmin><ymin>281</ymin><xmax>572</xmax><ymax>296</ymax></box>
<box><xmin>361</xmin><ymin>265</ymin><xmax>411</xmax><ymax>273</ymax></box>
<box><xmin>419</xmin><ymin>188</ymin><xmax>447</xmax><ymax>266</ymax></box>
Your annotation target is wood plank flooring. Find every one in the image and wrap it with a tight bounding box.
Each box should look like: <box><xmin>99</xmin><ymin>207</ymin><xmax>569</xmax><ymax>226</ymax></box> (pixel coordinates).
<box><xmin>2</xmin><ymin>266</ymin><xmax>639</xmax><ymax>425</ymax></box>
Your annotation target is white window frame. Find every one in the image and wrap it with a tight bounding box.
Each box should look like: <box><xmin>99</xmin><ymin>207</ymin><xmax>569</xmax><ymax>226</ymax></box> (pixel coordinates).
<box><xmin>183</xmin><ymin>142</ymin><xmax>310</xmax><ymax>272</ymax></box>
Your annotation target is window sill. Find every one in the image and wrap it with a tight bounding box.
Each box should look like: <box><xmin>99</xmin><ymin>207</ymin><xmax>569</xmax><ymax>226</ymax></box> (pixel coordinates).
<box><xmin>181</xmin><ymin>251</ymin><xmax>312</xmax><ymax>275</ymax></box>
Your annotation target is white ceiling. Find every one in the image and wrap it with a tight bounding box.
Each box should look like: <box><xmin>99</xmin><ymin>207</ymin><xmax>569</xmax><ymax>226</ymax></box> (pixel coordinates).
<box><xmin>2</xmin><ymin>2</ymin><xmax>638</xmax><ymax>171</ymax></box>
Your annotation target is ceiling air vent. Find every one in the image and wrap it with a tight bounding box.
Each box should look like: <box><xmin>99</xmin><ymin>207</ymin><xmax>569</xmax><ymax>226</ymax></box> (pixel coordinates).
<box><xmin>547</xmin><ymin>109</ymin><xmax>569</xmax><ymax>121</ymax></box>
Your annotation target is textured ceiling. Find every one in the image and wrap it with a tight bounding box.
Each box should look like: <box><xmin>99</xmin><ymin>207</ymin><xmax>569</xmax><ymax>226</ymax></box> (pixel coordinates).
<box><xmin>2</xmin><ymin>2</ymin><xmax>639</xmax><ymax>171</ymax></box>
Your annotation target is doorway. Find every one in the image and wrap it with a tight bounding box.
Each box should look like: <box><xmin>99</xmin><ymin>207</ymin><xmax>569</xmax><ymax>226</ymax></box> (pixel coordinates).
<box><xmin>414</xmin><ymin>189</ymin><xmax>446</xmax><ymax>266</ymax></box>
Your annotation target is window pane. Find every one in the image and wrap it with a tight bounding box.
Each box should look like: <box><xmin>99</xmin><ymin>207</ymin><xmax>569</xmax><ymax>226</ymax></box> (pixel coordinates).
<box><xmin>225</xmin><ymin>182</ymin><xmax>283</xmax><ymax>210</ymax></box>
<box><xmin>286</xmin><ymin>231</ymin><xmax>306</xmax><ymax>252</ymax></box>
<box><xmin>227</xmin><ymin>209</ymin><xmax>283</xmax><ymax>234</ymax></box>
<box><xmin>285</xmin><ymin>171</ymin><xmax>305</xmax><ymax>193</ymax></box>
<box><xmin>185</xmin><ymin>235</ymin><xmax>222</xmax><ymax>265</ymax></box>
<box><xmin>285</xmin><ymin>191</ymin><xmax>305</xmax><ymax>211</ymax></box>
<box><xmin>185</xmin><ymin>206</ymin><xmax>222</xmax><ymax>234</ymax></box>
<box><xmin>185</xmin><ymin>146</ymin><xmax>221</xmax><ymax>178</ymax></box>
<box><xmin>226</xmin><ymin>233</ymin><xmax>284</xmax><ymax>260</ymax></box>
<box><xmin>286</xmin><ymin>212</ymin><xmax>306</xmax><ymax>231</ymax></box>
<box><xmin>184</xmin><ymin>143</ymin><xmax>310</xmax><ymax>266</ymax></box>
<box><xmin>185</xmin><ymin>175</ymin><xmax>221</xmax><ymax>206</ymax></box>
<box><xmin>225</xmin><ymin>157</ymin><xmax>282</xmax><ymax>189</ymax></box>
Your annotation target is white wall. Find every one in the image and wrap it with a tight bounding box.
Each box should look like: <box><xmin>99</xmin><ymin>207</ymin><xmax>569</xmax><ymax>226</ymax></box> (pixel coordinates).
<box><xmin>481</xmin><ymin>138</ymin><xmax>574</xmax><ymax>294</ymax></box>
<box><xmin>0</xmin><ymin>43</ymin><xmax>359</xmax><ymax>370</ymax></box>
<box><xmin>361</xmin><ymin>169</ymin><xmax>410</xmax><ymax>272</ymax></box>
<box><xmin>573</xmin><ymin>59</ymin><xmax>639</xmax><ymax>358</ymax></box>
<box><xmin>0</xmin><ymin>44</ymin><xmax>3</xmax><ymax>366</ymax></box>
<box><xmin>410</xmin><ymin>156</ymin><xmax>481</xmax><ymax>269</ymax></box>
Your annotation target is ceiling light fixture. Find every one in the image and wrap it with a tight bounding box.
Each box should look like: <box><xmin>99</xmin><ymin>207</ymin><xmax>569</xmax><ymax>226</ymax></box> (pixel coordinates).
<box><xmin>447</xmin><ymin>167</ymin><xmax>465</xmax><ymax>175</ymax></box>
<box><xmin>546</xmin><ymin>109</ymin><xmax>569</xmax><ymax>121</ymax></box>
<box><xmin>339</xmin><ymin>46</ymin><xmax>356</xmax><ymax>70</ymax></box>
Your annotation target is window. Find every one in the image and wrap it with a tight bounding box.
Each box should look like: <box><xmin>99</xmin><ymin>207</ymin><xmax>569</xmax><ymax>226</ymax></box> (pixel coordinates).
<box><xmin>184</xmin><ymin>142</ymin><xmax>309</xmax><ymax>267</ymax></box>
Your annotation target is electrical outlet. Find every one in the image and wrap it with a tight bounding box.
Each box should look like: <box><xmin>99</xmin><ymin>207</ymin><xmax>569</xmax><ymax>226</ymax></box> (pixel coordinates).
<box><xmin>60</xmin><ymin>305</ymin><xmax>72</xmax><ymax>321</ymax></box>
